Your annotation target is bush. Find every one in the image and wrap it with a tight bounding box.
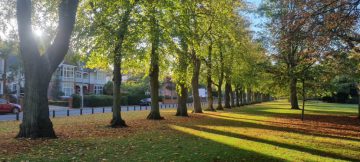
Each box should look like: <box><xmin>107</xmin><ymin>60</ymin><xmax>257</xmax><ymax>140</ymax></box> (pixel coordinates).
<box><xmin>127</xmin><ymin>94</ymin><xmax>149</xmax><ymax>105</ymax></box>
<box><xmin>49</xmin><ymin>100</ymin><xmax>69</xmax><ymax>107</ymax></box>
<box><xmin>72</xmin><ymin>94</ymin><xmax>81</xmax><ymax>108</ymax></box>
<box><xmin>85</xmin><ymin>95</ymin><xmax>113</xmax><ymax>107</ymax></box>
<box><xmin>72</xmin><ymin>95</ymin><xmax>113</xmax><ymax>108</ymax></box>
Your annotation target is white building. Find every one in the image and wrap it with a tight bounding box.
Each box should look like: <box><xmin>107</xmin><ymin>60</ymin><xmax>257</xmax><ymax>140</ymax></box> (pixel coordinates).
<box><xmin>49</xmin><ymin>62</ymin><xmax>109</xmax><ymax>97</ymax></box>
<box><xmin>0</xmin><ymin>57</ymin><xmax>110</xmax><ymax>98</ymax></box>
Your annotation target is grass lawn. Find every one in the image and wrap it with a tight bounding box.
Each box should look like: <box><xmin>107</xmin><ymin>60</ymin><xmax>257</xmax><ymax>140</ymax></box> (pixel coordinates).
<box><xmin>0</xmin><ymin>100</ymin><xmax>359</xmax><ymax>162</ymax></box>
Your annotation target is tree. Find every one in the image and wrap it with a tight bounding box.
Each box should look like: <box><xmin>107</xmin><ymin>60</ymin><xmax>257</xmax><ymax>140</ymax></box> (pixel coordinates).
<box><xmin>261</xmin><ymin>0</ymin><xmax>325</xmax><ymax>109</ymax></box>
<box><xmin>173</xmin><ymin>38</ymin><xmax>190</xmax><ymax>117</ymax></box>
<box><xmin>205</xmin><ymin>40</ymin><xmax>215</xmax><ymax>111</ymax></box>
<box><xmin>16</xmin><ymin>0</ymin><xmax>79</xmax><ymax>138</ymax></box>
<box><xmin>76</xmin><ymin>0</ymin><xmax>139</xmax><ymax>127</ymax></box>
<box><xmin>165</xmin><ymin>1</ymin><xmax>192</xmax><ymax>117</ymax></box>
<box><xmin>146</xmin><ymin>1</ymin><xmax>163</xmax><ymax>120</ymax></box>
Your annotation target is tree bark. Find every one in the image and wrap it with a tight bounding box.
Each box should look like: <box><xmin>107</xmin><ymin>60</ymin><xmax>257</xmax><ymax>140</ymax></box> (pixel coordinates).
<box><xmin>191</xmin><ymin>50</ymin><xmax>202</xmax><ymax>113</ymax></box>
<box><xmin>176</xmin><ymin>83</ymin><xmax>188</xmax><ymax>117</ymax></box>
<box><xmin>110</xmin><ymin>60</ymin><xmax>126</xmax><ymax>127</ymax></box>
<box><xmin>290</xmin><ymin>77</ymin><xmax>300</xmax><ymax>109</ymax></box>
<box><xmin>16</xmin><ymin>0</ymin><xmax>79</xmax><ymax>138</ymax></box>
<box><xmin>224</xmin><ymin>81</ymin><xmax>231</xmax><ymax>108</ymax></box>
<box><xmin>216</xmin><ymin>84</ymin><xmax>223</xmax><ymax>110</ymax></box>
<box><xmin>301</xmin><ymin>79</ymin><xmax>305</xmax><ymax>121</ymax></box>
<box><xmin>17</xmin><ymin>62</ymin><xmax>56</xmax><ymax>138</ymax></box>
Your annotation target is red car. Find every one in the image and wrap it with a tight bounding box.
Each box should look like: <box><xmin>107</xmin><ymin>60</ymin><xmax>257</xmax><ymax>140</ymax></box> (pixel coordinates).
<box><xmin>0</xmin><ymin>98</ymin><xmax>22</xmax><ymax>114</ymax></box>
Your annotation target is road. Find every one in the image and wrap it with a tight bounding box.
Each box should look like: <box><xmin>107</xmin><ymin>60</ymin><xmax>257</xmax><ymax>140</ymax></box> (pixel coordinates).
<box><xmin>0</xmin><ymin>103</ymin><xmax>195</xmax><ymax>122</ymax></box>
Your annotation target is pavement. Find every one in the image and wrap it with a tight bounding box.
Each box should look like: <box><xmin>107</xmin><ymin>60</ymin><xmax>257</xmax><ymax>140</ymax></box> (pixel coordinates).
<box><xmin>0</xmin><ymin>103</ymin><xmax>192</xmax><ymax>122</ymax></box>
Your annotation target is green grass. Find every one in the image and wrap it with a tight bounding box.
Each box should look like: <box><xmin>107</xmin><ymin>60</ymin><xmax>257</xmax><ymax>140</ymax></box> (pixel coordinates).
<box><xmin>0</xmin><ymin>100</ymin><xmax>359</xmax><ymax>162</ymax></box>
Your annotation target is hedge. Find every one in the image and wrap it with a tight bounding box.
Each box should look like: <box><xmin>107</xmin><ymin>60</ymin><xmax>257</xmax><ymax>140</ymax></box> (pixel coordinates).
<box><xmin>49</xmin><ymin>100</ymin><xmax>69</xmax><ymax>107</ymax></box>
<box><xmin>72</xmin><ymin>94</ymin><xmax>128</xmax><ymax>108</ymax></box>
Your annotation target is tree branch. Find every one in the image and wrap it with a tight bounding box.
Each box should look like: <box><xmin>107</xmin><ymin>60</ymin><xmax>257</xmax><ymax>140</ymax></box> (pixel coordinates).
<box><xmin>44</xmin><ymin>0</ymin><xmax>79</xmax><ymax>73</ymax></box>
<box><xmin>16</xmin><ymin>0</ymin><xmax>41</xmax><ymax>61</ymax></box>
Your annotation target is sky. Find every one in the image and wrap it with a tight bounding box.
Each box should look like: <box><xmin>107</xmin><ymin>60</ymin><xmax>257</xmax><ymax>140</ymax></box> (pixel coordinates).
<box><xmin>242</xmin><ymin>0</ymin><xmax>268</xmax><ymax>39</ymax></box>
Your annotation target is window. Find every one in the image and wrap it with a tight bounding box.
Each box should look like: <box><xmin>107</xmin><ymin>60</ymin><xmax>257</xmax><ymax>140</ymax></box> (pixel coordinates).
<box><xmin>96</xmin><ymin>72</ymin><xmax>105</xmax><ymax>81</ymax></box>
<box><xmin>62</xmin><ymin>82</ymin><xmax>74</xmax><ymax>96</ymax></box>
<box><xmin>63</xmin><ymin>66</ymin><xmax>74</xmax><ymax>79</ymax></box>
<box><xmin>94</xmin><ymin>85</ymin><xmax>103</xmax><ymax>95</ymax></box>
<box><xmin>83</xmin><ymin>73</ymin><xmax>89</xmax><ymax>79</ymax></box>
<box><xmin>12</xmin><ymin>84</ymin><xmax>17</xmax><ymax>92</ymax></box>
<box><xmin>75</xmin><ymin>72</ymin><xmax>82</xmax><ymax>79</ymax></box>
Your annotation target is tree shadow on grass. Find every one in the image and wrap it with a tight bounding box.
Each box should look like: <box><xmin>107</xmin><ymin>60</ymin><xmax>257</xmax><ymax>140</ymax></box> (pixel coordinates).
<box><xmin>207</xmin><ymin>113</ymin><xmax>360</xmax><ymax>133</ymax></box>
<box><xmin>176</xmin><ymin>124</ymin><xmax>360</xmax><ymax>162</ymax></box>
<box><xmin>199</xmin><ymin>113</ymin><xmax>360</xmax><ymax>142</ymax></box>
<box><xmin>229</xmin><ymin>105</ymin><xmax>360</xmax><ymax>127</ymax></box>
<box><xmin>166</xmin><ymin>126</ymin><xmax>287</xmax><ymax>162</ymax></box>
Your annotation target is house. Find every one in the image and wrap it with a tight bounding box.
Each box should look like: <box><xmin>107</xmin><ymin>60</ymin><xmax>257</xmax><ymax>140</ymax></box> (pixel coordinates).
<box><xmin>0</xmin><ymin>56</ymin><xmax>109</xmax><ymax>98</ymax></box>
<box><xmin>160</xmin><ymin>77</ymin><xmax>177</xmax><ymax>104</ymax></box>
<box><xmin>0</xmin><ymin>56</ymin><xmax>24</xmax><ymax>96</ymax></box>
<box><xmin>0</xmin><ymin>58</ymin><xmax>5</xmax><ymax>95</ymax></box>
<box><xmin>48</xmin><ymin>62</ymin><xmax>109</xmax><ymax>98</ymax></box>
<box><xmin>144</xmin><ymin>77</ymin><xmax>209</xmax><ymax>104</ymax></box>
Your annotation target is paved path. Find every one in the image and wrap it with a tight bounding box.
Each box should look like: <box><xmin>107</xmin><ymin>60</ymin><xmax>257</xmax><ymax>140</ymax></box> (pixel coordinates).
<box><xmin>0</xmin><ymin>103</ymin><xmax>196</xmax><ymax>122</ymax></box>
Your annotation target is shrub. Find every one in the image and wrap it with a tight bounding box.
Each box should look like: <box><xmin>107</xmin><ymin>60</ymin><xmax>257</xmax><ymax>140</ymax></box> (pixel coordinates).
<box><xmin>72</xmin><ymin>94</ymin><xmax>81</xmax><ymax>108</ymax></box>
<box><xmin>49</xmin><ymin>100</ymin><xmax>69</xmax><ymax>107</ymax></box>
<box><xmin>84</xmin><ymin>95</ymin><xmax>113</xmax><ymax>107</ymax></box>
<box><xmin>127</xmin><ymin>94</ymin><xmax>149</xmax><ymax>105</ymax></box>
<box><xmin>72</xmin><ymin>94</ymin><xmax>112</xmax><ymax>108</ymax></box>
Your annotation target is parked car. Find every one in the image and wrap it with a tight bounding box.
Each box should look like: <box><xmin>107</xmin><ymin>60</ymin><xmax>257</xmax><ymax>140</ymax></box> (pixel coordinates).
<box><xmin>139</xmin><ymin>98</ymin><xmax>151</xmax><ymax>106</ymax></box>
<box><xmin>0</xmin><ymin>98</ymin><xmax>22</xmax><ymax>114</ymax></box>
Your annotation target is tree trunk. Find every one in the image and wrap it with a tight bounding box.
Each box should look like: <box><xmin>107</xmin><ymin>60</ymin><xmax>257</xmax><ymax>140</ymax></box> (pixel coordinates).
<box><xmin>206</xmin><ymin>44</ymin><xmax>215</xmax><ymax>111</ymax></box>
<box><xmin>16</xmin><ymin>0</ymin><xmax>79</xmax><ymax>138</ymax></box>
<box><xmin>176</xmin><ymin>83</ymin><xmax>188</xmax><ymax>117</ymax></box>
<box><xmin>147</xmin><ymin>8</ymin><xmax>163</xmax><ymax>120</ymax></box>
<box><xmin>240</xmin><ymin>89</ymin><xmax>244</xmax><ymax>106</ymax></box>
<box><xmin>235</xmin><ymin>86</ymin><xmax>240</xmax><ymax>107</ymax></box>
<box><xmin>224</xmin><ymin>81</ymin><xmax>231</xmax><ymax>108</ymax></box>
<box><xmin>290</xmin><ymin>77</ymin><xmax>300</xmax><ymax>109</ymax></box>
<box><xmin>110</xmin><ymin>60</ymin><xmax>127</xmax><ymax>127</ymax></box>
<box><xmin>216</xmin><ymin>84</ymin><xmax>223</xmax><ymax>110</ymax></box>
<box><xmin>110</xmin><ymin>0</ymin><xmax>137</xmax><ymax>125</ymax></box>
<box><xmin>17</xmin><ymin>64</ymin><xmax>56</xmax><ymax>138</ymax></box>
<box><xmin>206</xmin><ymin>75</ymin><xmax>215</xmax><ymax>111</ymax></box>
<box><xmin>247</xmin><ymin>89</ymin><xmax>251</xmax><ymax>104</ymax></box>
<box><xmin>230</xmin><ymin>86</ymin><xmax>235</xmax><ymax>107</ymax></box>
<box><xmin>301</xmin><ymin>79</ymin><xmax>305</xmax><ymax>121</ymax></box>
<box><xmin>191</xmin><ymin>50</ymin><xmax>202</xmax><ymax>113</ymax></box>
